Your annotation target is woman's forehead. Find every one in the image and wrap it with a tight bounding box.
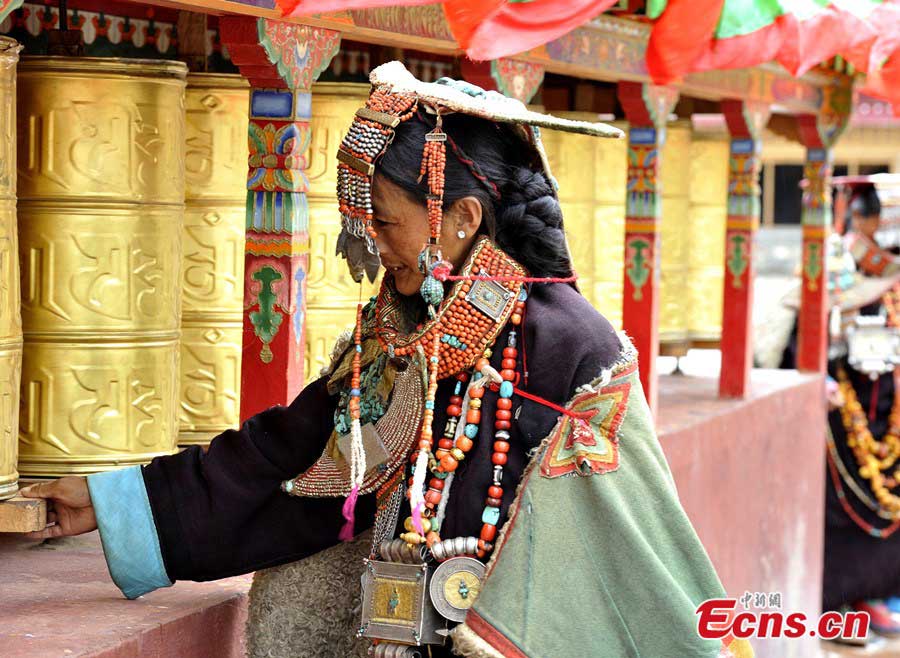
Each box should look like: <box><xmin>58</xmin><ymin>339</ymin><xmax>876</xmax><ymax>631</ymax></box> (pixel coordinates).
<box><xmin>372</xmin><ymin>176</ymin><xmax>420</xmax><ymax>213</ymax></box>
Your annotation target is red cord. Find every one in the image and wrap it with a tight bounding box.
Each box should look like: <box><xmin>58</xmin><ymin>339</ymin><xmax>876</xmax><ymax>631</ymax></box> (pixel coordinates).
<box><xmin>520</xmin><ymin>300</ymin><xmax>529</xmax><ymax>388</ymax></box>
<box><xmin>870</xmin><ymin>378</ymin><xmax>880</xmax><ymax>423</ymax></box>
<box><xmin>439</xmin><ymin>273</ymin><xmax>577</xmax><ymax>283</ymax></box>
<box><xmin>826</xmin><ymin>447</ymin><xmax>900</xmax><ymax>539</ymax></box>
<box><xmin>512</xmin><ymin>386</ymin><xmax>594</xmax><ymax>420</ymax></box>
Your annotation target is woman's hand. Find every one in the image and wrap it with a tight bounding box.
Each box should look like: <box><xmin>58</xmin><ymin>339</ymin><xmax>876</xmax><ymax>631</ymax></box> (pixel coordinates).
<box><xmin>20</xmin><ymin>477</ymin><xmax>97</xmax><ymax>540</ymax></box>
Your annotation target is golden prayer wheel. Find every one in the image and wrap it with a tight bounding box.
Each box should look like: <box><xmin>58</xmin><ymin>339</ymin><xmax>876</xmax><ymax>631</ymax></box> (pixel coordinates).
<box><xmin>0</xmin><ymin>37</ymin><xmax>22</xmax><ymax>499</ymax></box>
<box><xmin>659</xmin><ymin>121</ymin><xmax>692</xmax><ymax>349</ymax></box>
<box><xmin>179</xmin><ymin>74</ymin><xmax>248</xmax><ymax>446</ymax></box>
<box><xmin>590</xmin><ymin>120</ymin><xmax>627</xmax><ymax>330</ymax></box>
<box><xmin>541</xmin><ymin>116</ymin><xmax>627</xmax><ymax>328</ymax></box>
<box><xmin>16</xmin><ymin>58</ymin><xmax>186</xmax><ymax>475</ymax></box>
<box><xmin>306</xmin><ymin>83</ymin><xmax>379</xmax><ymax>376</ymax></box>
<box><xmin>687</xmin><ymin>131</ymin><xmax>728</xmax><ymax>343</ymax></box>
<box><xmin>541</xmin><ymin>115</ymin><xmax>598</xmax><ymax>306</ymax></box>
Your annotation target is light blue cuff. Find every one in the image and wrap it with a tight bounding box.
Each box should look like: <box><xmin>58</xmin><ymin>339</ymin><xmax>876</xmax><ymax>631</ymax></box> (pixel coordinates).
<box><xmin>87</xmin><ymin>466</ymin><xmax>173</xmax><ymax>599</ymax></box>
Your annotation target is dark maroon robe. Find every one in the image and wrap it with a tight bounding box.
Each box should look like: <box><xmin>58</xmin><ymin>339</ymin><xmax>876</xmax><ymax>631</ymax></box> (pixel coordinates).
<box><xmin>142</xmin><ymin>282</ymin><xmax>620</xmax><ymax>587</ymax></box>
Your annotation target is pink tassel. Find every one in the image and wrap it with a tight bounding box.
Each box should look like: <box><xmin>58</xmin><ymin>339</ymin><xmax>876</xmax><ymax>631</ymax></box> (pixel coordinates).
<box><xmin>411</xmin><ymin>501</ymin><xmax>426</xmax><ymax>536</ymax></box>
<box><xmin>338</xmin><ymin>486</ymin><xmax>360</xmax><ymax>542</ymax></box>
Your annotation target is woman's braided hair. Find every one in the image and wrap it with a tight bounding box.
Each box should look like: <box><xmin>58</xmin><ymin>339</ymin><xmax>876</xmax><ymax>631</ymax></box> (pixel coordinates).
<box><xmin>377</xmin><ymin>112</ymin><xmax>574</xmax><ymax>279</ymax></box>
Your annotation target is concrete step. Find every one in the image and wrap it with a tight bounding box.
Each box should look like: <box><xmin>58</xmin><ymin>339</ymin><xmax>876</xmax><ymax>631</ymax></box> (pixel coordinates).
<box><xmin>0</xmin><ymin>533</ymin><xmax>250</xmax><ymax>657</ymax></box>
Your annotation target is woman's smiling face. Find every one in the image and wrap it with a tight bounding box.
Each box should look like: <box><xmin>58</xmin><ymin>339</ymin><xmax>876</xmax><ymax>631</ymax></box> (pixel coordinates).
<box><xmin>371</xmin><ymin>174</ymin><xmax>482</xmax><ymax>297</ymax></box>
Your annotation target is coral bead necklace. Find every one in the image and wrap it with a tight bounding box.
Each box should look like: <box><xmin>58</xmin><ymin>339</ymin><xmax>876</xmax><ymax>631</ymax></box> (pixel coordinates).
<box><xmin>399</xmin><ymin>290</ymin><xmax>527</xmax><ymax>561</ymax></box>
<box><xmin>837</xmin><ymin>367</ymin><xmax>900</xmax><ymax>517</ymax></box>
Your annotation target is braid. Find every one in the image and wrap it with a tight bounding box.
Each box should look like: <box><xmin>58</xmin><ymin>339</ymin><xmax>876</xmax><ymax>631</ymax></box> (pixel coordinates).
<box><xmin>377</xmin><ymin>112</ymin><xmax>575</xmax><ymax>279</ymax></box>
<box><xmin>446</xmin><ymin>132</ymin><xmax>501</xmax><ymax>200</ymax></box>
<box><xmin>493</xmin><ymin>167</ymin><xmax>572</xmax><ymax>279</ymax></box>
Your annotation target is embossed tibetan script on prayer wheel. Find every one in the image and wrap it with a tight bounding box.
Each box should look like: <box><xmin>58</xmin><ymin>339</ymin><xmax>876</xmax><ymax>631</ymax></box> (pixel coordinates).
<box><xmin>16</xmin><ymin>57</ymin><xmax>186</xmax><ymax>476</ymax></box>
<box><xmin>179</xmin><ymin>73</ymin><xmax>248</xmax><ymax>447</ymax></box>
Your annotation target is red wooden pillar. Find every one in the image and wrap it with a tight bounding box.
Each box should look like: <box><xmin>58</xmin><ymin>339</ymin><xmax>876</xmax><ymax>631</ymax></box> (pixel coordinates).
<box><xmin>718</xmin><ymin>101</ymin><xmax>769</xmax><ymax>398</ymax></box>
<box><xmin>796</xmin><ymin>144</ymin><xmax>832</xmax><ymax>373</ymax></box>
<box><xmin>220</xmin><ymin>17</ymin><xmax>341</xmax><ymax>421</ymax></box>
<box><xmin>617</xmin><ymin>82</ymin><xmax>678</xmax><ymax>416</ymax></box>
<box><xmin>795</xmin><ymin>87</ymin><xmax>851</xmax><ymax>373</ymax></box>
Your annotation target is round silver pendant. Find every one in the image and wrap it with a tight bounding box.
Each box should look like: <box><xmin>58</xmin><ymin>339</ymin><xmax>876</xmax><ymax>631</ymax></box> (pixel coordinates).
<box><xmin>428</xmin><ymin>556</ymin><xmax>486</xmax><ymax>622</ymax></box>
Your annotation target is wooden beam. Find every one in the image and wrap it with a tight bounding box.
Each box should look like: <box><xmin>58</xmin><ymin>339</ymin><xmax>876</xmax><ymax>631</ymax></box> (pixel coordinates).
<box><xmin>136</xmin><ymin>1</ymin><xmax>848</xmax><ymax>116</ymax></box>
<box><xmin>0</xmin><ymin>496</ymin><xmax>47</xmax><ymax>533</ymax></box>
<box><xmin>176</xmin><ymin>11</ymin><xmax>209</xmax><ymax>72</ymax></box>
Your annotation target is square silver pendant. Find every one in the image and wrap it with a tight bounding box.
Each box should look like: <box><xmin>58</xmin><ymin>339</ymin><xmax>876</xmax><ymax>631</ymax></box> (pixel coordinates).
<box><xmin>359</xmin><ymin>559</ymin><xmax>446</xmax><ymax>646</ymax></box>
<box><xmin>465</xmin><ymin>279</ymin><xmax>513</xmax><ymax>322</ymax></box>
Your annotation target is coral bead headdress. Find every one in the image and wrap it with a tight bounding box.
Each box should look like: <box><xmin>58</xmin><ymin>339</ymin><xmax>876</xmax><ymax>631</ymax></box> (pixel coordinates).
<box><xmin>335</xmin><ymin>60</ymin><xmax>623</xmax><ymax>286</ymax></box>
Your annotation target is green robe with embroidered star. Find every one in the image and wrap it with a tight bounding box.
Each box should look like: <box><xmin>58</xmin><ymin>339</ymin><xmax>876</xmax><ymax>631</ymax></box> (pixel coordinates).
<box><xmin>450</xmin><ymin>344</ymin><xmax>752</xmax><ymax>658</ymax></box>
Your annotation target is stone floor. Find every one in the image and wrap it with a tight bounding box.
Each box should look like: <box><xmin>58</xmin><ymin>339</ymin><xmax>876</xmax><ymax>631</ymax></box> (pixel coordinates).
<box><xmin>0</xmin><ymin>532</ymin><xmax>251</xmax><ymax>657</ymax></box>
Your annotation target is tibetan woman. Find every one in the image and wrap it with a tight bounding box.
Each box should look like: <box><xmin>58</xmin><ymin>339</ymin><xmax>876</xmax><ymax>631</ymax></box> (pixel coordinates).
<box><xmin>23</xmin><ymin>63</ymin><xmax>746</xmax><ymax>658</ymax></box>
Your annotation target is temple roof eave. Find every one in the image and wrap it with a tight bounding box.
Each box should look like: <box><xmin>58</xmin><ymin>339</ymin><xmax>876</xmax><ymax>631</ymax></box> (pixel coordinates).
<box><xmin>149</xmin><ymin>0</ymin><xmax>851</xmax><ymax>116</ymax></box>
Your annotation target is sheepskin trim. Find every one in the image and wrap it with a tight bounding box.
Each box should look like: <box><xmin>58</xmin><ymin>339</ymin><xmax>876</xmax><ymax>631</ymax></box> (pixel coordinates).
<box><xmin>449</xmin><ymin>622</ymin><xmax>509</xmax><ymax>658</ymax></box>
<box><xmin>246</xmin><ymin>531</ymin><xmax>372</xmax><ymax>658</ymax></box>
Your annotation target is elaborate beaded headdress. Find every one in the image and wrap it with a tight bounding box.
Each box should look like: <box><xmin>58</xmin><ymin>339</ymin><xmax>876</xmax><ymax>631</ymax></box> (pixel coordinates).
<box><xmin>335</xmin><ymin>60</ymin><xmax>623</xmax><ymax>288</ymax></box>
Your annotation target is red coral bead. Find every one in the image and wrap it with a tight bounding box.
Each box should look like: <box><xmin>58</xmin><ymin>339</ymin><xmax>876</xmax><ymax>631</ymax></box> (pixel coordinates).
<box><xmin>495</xmin><ymin>409</ymin><xmax>512</xmax><ymax>421</ymax></box>
<box><xmin>493</xmin><ymin>440</ymin><xmax>510</xmax><ymax>453</ymax></box>
<box><xmin>480</xmin><ymin>525</ymin><xmax>497</xmax><ymax>542</ymax></box>
<box><xmin>495</xmin><ymin>420</ymin><xmax>511</xmax><ymax>430</ymax></box>
<box><xmin>501</xmin><ymin>358</ymin><xmax>517</xmax><ymax>370</ymax></box>
<box><xmin>502</xmin><ymin>347</ymin><xmax>516</xmax><ymax>359</ymax></box>
<box><xmin>488</xmin><ymin>485</ymin><xmax>503</xmax><ymax>499</ymax></box>
<box><xmin>492</xmin><ymin>453</ymin><xmax>508</xmax><ymax>466</ymax></box>
<box><xmin>497</xmin><ymin>398</ymin><xmax>512</xmax><ymax>411</ymax></box>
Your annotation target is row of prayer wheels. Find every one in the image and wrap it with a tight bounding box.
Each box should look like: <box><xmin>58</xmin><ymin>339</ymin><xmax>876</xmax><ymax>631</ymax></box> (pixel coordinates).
<box><xmin>540</xmin><ymin>119</ymin><xmax>729</xmax><ymax>344</ymax></box>
<box><xmin>0</xmin><ymin>49</ymin><xmax>729</xmax><ymax>486</ymax></box>
<box><xmin>0</xmin><ymin>50</ymin><xmax>253</xmax><ymax>485</ymax></box>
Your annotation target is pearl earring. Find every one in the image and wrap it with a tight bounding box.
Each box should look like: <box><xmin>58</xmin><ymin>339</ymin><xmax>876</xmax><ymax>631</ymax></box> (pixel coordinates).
<box><xmin>457</xmin><ymin>230</ymin><xmax>466</xmax><ymax>239</ymax></box>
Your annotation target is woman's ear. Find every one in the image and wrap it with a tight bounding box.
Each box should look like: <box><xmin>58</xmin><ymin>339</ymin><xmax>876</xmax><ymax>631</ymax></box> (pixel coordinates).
<box><xmin>450</xmin><ymin>196</ymin><xmax>483</xmax><ymax>237</ymax></box>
